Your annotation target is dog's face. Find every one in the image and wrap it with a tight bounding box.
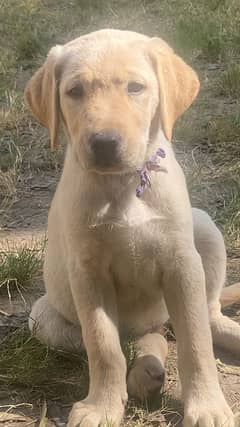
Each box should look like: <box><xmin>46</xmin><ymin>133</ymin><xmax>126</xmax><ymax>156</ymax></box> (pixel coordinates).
<box><xmin>59</xmin><ymin>43</ymin><xmax>159</xmax><ymax>173</ymax></box>
<box><xmin>25</xmin><ymin>29</ymin><xmax>199</xmax><ymax>174</ymax></box>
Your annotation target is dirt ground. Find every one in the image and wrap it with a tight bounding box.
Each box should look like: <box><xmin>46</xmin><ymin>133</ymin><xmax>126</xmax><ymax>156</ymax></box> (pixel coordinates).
<box><xmin>0</xmin><ymin>1</ymin><xmax>240</xmax><ymax>426</ymax></box>
<box><xmin>1</xmin><ymin>141</ymin><xmax>240</xmax><ymax>426</ymax></box>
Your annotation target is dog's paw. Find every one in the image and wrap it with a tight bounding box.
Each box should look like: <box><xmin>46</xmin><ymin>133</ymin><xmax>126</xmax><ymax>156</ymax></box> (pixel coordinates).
<box><xmin>127</xmin><ymin>355</ymin><xmax>165</xmax><ymax>401</ymax></box>
<box><xmin>184</xmin><ymin>394</ymin><xmax>234</xmax><ymax>427</ymax></box>
<box><xmin>67</xmin><ymin>399</ymin><xmax>124</xmax><ymax>427</ymax></box>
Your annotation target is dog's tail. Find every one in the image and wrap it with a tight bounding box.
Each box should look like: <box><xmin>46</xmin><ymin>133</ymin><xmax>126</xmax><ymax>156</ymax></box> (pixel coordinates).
<box><xmin>220</xmin><ymin>282</ymin><xmax>240</xmax><ymax>308</ymax></box>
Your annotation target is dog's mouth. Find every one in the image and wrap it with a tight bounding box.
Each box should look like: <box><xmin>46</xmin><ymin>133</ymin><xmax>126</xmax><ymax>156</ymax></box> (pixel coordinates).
<box><xmin>76</xmin><ymin>146</ymin><xmax>129</xmax><ymax>175</ymax></box>
<box><xmin>84</xmin><ymin>147</ymin><xmax>168</xmax><ymax>198</ymax></box>
<box><xmin>91</xmin><ymin>153</ymin><xmax>122</xmax><ymax>172</ymax></box>
<box><xmin>83</xmin><ymin>148</ymin><xmax>140</xmax><ymax>175</ymax></box>
<box><xmin>87</xmin><ymin>163</ymin><xmax>133</xmax><ymax>176</ymax></box>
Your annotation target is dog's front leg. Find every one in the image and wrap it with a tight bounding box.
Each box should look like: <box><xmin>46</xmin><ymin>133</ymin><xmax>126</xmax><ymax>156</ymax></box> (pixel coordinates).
<box><xmin>67</xmin><ymin>258</ymin><xmax>127</xmax><ymax>427</ymax></box>
<box><xmin>163</xmin><ymin>243</ymin><xmax>234</xmax><ymax>427</ymax></box>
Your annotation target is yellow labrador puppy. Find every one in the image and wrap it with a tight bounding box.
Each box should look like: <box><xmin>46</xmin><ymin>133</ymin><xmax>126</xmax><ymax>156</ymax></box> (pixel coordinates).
<box><xmin>25</xmin><ymin>29</ymin><xmax>240</xmax><ymax>427</ymax></box>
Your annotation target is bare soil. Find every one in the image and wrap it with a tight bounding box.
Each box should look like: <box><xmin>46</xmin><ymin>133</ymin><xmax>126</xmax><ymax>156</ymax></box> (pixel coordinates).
<box><xmin>0</xmin><ymin>151</ymin><xmax>240</xmax><ymax>426</ymax></box>
<box><xmin>0</xmin><ymin>2</ymin><xmax>240</xmax><ymax>424</ymax></box>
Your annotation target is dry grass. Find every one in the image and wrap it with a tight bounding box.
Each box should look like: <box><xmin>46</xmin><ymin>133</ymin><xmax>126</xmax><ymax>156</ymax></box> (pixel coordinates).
<box><xmin>0</xmin><ymin>141</ymin><xmax>22</xmax><ymax>217</ymax></box>
<box><xmin>0</xmin><ymin>324</ymin><xmax>180</xmax><ymax>425</ymax></box>
<box><xmin>0</xmin><ymin>0</ymin><xmax>240</xmax><ymax>424</ymax></box>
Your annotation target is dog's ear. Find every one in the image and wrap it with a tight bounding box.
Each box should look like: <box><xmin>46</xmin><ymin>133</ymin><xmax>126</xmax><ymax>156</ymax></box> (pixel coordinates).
<box><xmin>24</xmin><ymin>45</ymin><xmax>63</xmax><ymax>151</ymax></box>
<box><xmin>149</xmin><ymin>38</ymin><xmax>200</xmax><ymax>141</ymax></box>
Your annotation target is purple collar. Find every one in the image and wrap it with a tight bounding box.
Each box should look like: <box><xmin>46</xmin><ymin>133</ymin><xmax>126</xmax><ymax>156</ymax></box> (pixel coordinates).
<box><xmin>136</xmin><ymin>147</ymin><xmax>167</xmax><ymax>197</ymax></box>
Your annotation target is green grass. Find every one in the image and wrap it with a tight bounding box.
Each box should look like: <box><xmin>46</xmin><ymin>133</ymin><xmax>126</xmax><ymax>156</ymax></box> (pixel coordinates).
<box><xmin>0</xmin><ymin>324</ymin><xmax>172</xmax><ymax>419</ymax></box>
<box><xmin>0</xmin><ymin>0</ymin><xmax>240</xmax><ymax>422</ymax></box>
<box><xmin>165</xmin><ymin>0</ymin><xmax>240</xmax><ymax>61</ymax></box>
<box><xmin>218</xmin><ymin>65</ymin><xmax>240</xmax><ymax>99</ymax></box>
<box><xmin>1</xmin><ymin>0</ymin><xmax>240</xmax><ymax>211</ymax></box>
<box><xmin>176</xmin><ymin>17</ymin><xmax>224</xmax><ymax>61</ymax></box>
<box><xmin>219</xmin><ymin>191</ymin><xmax>240</xmax><ymax>250</ymax></box>
<box><xmin>0</xmin><ymin>324</ymin><xmax>89</xmax><ymax>402</ymax></box>
<box><xmin>0</xmin><ymin>241</ymin><xmax>45</xmax><ymax>294</ymax></box>
<box><xmin>207</xmin><ymin>114</ymin><xmax>240</xmax><ymax>163</ymax></box>
<box><xmin>186</xmin><ymin>116</ymin><xmax>240</xmax><ymax>247</ymax></box>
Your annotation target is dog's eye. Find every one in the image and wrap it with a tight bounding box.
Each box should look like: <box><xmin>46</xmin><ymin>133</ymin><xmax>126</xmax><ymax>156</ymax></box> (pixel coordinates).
<box><xmin>127</xmin><ymin>81</ymin><xmax>145</xmax><ymax>94</ymax></box>
<box><xmin>67</xmin><ymin>84</ymin><xmax>84</xmax><ymax>98</ymax></box>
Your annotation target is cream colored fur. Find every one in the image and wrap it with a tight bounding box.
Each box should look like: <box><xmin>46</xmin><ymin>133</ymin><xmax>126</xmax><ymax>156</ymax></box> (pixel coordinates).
<box><xmin>25</xmin><ymin>29</ymin><xmax>240</xmax><ymax>427</ymax></box>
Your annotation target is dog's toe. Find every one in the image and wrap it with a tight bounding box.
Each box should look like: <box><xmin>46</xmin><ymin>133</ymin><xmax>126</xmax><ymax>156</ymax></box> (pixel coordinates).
<box><xmin>127</xmin><ymin>354</ymin><xmax>165</xmax><ymax>401</ymax></box>
<box><xmin>67</xmin><ymin>399</ymin><xmax>123</xmax><ymax>427</ymax></box>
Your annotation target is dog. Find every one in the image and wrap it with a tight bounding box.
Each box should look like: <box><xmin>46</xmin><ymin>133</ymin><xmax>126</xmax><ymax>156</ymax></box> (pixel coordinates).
<box><xmin>25</xmin><ymin>29</ymin><xmax>240</xmax><ymax>427</ymax></box>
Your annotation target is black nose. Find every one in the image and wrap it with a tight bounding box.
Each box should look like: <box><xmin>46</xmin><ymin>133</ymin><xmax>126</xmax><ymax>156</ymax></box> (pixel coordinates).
<box><xmin>88</xmin><ymin>130</ymin><xmax>122</xmax><ymax>167</ymax></box>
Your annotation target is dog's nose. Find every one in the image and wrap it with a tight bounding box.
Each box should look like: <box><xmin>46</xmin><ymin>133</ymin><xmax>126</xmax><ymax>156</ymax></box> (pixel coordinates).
<box><xmin>88</xmin><ymin>130</ymin><xmax>122</xmax><ymax>167</ymax></box>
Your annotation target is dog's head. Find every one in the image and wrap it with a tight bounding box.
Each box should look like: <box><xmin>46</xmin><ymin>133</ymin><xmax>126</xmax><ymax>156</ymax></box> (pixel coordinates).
<box><xmin>25</xmin><ymin>29</ymin><xmax>199</xmax><ymax>174</ymax></box>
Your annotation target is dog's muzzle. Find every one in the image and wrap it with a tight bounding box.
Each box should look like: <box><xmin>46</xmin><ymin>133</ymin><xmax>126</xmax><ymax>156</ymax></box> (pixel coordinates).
<box><xmin>88</xmin><ymin>130</ymin><xmax>122</xmax><ymax>168</ymax></box>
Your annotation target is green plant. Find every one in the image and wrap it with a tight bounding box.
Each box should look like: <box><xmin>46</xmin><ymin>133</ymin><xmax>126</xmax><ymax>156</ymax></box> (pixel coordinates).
<box><xmin>0</xmin><ymin>241</ymin><xmax>45</xmax><ymax>294</ymax></box>
<box><xmin>218</xmin><ymin>65</ymin><xmax>240</xmax><ymax>99</ymax></box>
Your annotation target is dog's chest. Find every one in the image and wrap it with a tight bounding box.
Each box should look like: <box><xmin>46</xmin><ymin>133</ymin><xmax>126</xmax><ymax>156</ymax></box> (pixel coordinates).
<box><xmin>112</xmin><ymin>223</ymin><xmax>162</xmax><ymax>298</ymax></box>
<box><xmin>90</xmin><ymin>197</ymin><xmax>164</xmax><ymax>294</ymax></box>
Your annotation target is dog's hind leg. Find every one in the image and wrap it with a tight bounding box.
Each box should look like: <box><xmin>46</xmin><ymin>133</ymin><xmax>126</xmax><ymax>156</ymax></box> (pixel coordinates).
<box><xmin>193</xmin><ymin>208</ymin><xmax>240</xmax><ymax>354</ymax></box>
<box><xmin>127</xmin><ymin>329</ymin><xmax>168</xmax><ymax>401</ymax></box>
<box><xmin>29</xmin><ymin>294</ymin><xmax>83</xmax><ymax>352</ymax></box>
